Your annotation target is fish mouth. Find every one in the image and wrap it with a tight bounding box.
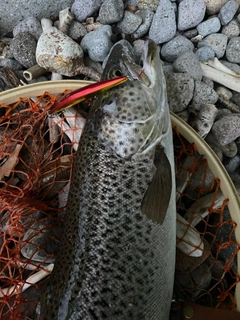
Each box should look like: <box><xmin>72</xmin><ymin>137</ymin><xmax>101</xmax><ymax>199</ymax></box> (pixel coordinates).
<box><xmin>122</xmin><ymin>40</ymin><xmax>158</xmax><ymax>88</ymax></box>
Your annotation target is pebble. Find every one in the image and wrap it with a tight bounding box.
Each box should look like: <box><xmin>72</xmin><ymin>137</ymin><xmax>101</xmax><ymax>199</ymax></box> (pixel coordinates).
<box><xmin>149</xmin><ymin>0</ymin><xmax>176</xmax><ymax>44</ymax></box>
<box><xmin>221</xmin><ymin>19</ymin><xmax>240</xmax><ymax>39</ymax></box>
<box><xmin>133</xmin><ymin>39</ymin><xmax>145</xmax><ymax>60</ymax></box>
<box><xmin>10</xmin><ymin>32</ymin><xmax>37</xmax><ymax>68</ymax></box>
<box><xmin>36</xmin><ymin>26</ymin><xmax>84</xmax><ymax>76</ymax></box>
<box><xmin>13</xmin><ymin>17</ymin><xmax>42</xmax><ymax>41</ymax></box>
<box><xmin>183</xmin><ymin>29</ymin><xmax>198</xmax><ymax>39</ymax></box>
<box><xmin>71</xmin><ymin>0</ymin><xmax>102</xmax><ymax>22</ymax></box>
<box><xmin>215</xmin><ymin>108</ymin><xmax>232</xmax><ymax>121</ymax></box>
<box><xmin>98</xmin><ymin>0</ymin><xmax>124</xmax><ymax>24</ymax></box>
<box><xmin>0</xmin><ymin>58</ymin><xmax>24</xmax><ymax>71</ymax></box>
<box><xmin>212</xmin><ymin>114</ymin><xmax>240</xmax><ymax>146</ymax></box>
<box><xmin>68</xmin><ymin>21</ymin><xmax>88</xmax><ymax>40</ymax></box>
<box><xmin>81</xmin><ymin>25</ymin><xmax>113</xmax><ymax>62</ymax></box>
<box><xmin>173</xmin><ymin>51</ymin><xmax>203</xmax><ymax>81</ymax></box>
<box><xmin>137</xmin><ymin>0</ymin><xmax>160</xmax><ymax>11</ymax></box>
<box><xmin>231</xmin><ymin>93</ymin><xmax>240</xmax><ymax>107</ymax></box>
<box><xmin>205</xmin><ymin>133</ymin><xmax>223</xmax><ymax>161</ymax></box>
<box><xmin>178</xmin><ymin>0</ymin><xmax>206</xmax><ymax>31</ymax></box>
<box><xmin>133</xmin><ymin>9</ymin><xmax>154</xmax><ymax>39</ymax></box>
<box><xmin>161</xmin><ymin>35</ymin><xmax>194</xmax><ymax>63</ymax></box>
<box><xmin>224</xmin><ymin>155</ymin><xmax>240</xmax><ymax>173</ymax></box>
<box><xmin>202</xmin><ymin>76</ymin><xmax>214</xmax><ymax>88</ymax></box>
<box><xmin>165</xmin><ymin>73</ymin><xmax>194</xmax><ymax>112</ymax></box>
<box><xmin>221</xmin><ymin>141</ymin><xmax>238</xmax><ymax>158</ymax></box>
<box><xmin>226</xmin><ymin>37</ymin><xmax>240</xmax><ymax>63</ymax></box>
<box><xmin>195</xmin><ymin>46</ymin><xmax>215</xmax><ymax>62</ymax></box>
<box><xmin>192</xmin><ymin>81</ymin><xmax>218</xmax><ymax>106</ymax></box>
<box><xmin>218</xmin><ymin>0</ymin><xmax>239</xmax><ymax>26</ymax></box>
<box><xmin>198</xmin><ymin>33</ymin><xmax>228</xmax><ymax>59</ymax></box>
<box><xmin>117</xmin><ymin>11</ymin><xmax>142</xmax><ymax>34</ymax></box>
<box><xmin>204</xmin><ymin>0</ymin><xmax>228</xmax><ymax>15</ymax></box>
<box><xmin>220</xmin><ymin>60</ymin><xmax>240</xmax><ymax>74</ymax></box>
<box><xmin>196</xmin><ymin>17</ymin><xmax>221</xmax><ymax>37</ymax></box>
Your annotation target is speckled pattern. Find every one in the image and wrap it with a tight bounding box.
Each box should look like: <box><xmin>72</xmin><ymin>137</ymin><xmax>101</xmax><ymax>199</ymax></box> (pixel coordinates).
<box><xmin>38</xmin><ymin>41</ymin><xmax>176</xmax><ymax>319</ymax></box>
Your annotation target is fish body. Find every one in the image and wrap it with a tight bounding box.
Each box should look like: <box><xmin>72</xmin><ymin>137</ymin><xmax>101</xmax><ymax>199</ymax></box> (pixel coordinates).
<box><xmin>38</xmin><ymin>40</ymin><xmax>176</xmax><ymax>319</ymax></box>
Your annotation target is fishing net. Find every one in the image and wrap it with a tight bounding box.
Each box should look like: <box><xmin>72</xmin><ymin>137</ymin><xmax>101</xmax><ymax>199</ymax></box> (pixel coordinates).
<box><xmin>0</xmin><ymin>86</ymin><xmax>239</xmax><ymax>319</ymax></box>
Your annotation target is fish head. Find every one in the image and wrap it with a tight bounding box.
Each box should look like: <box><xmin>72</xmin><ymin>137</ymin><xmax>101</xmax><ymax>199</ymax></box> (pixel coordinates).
<box><xmin>95</xmin><ymin>40</ymin><xmax>170</xmax><ymax>160</ymax></box>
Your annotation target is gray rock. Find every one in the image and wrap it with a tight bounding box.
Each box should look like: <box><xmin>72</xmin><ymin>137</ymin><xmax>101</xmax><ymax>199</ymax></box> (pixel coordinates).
<box><xmin>176</xmin><ymin>109</ymin><xmax>189</xmax><ymax>123</ymax></box>
<box><xmin>117</xmin><ymin>11</ymin><xmax>142</xmax><ymax>34</ymax></box>
<box><xmin>205</xmin><ymin>0</ymin><xmax>228</xmax><ymax>15</ymax></box>
<box><xmin>226</xmin><ymin>37</ymin><xmax>240</xmax><ymax>63</ymax></box>
<box><xmin>133</xmin><ymin>39</ymin><xmax>145</xmax><ymax>61</ymax></box>
<box><xmin>21</xmin><ymin>218</ymin><xmax>62</xmax><ymax>263</ymax></box>
<box><xmin>10</xmin><ymin>32</ymin><xmax>37</xmax><ymax>68</ymax></box>
<box><xmin>202</xmin><ymin>76</ymin><xmax>214</xmax><ymax>88</ymax></box>
<box><xmin>178</xmin><ymin>0</ymin><xmax>206</xmax><ymax>31</ymax></box>
<box><xmin>215</xmin><ymin>108</ymin><xmax>232</xmax><ymax>121</ymax></box>
<box><xmin>81</xmin><ymin>25</ymin><xmax>113</xmax><ymax>61</ymax></box>
<box><xmin>13</xmin><ymin>17</ymin><xmax>42</xmax><ymax>41</ymax></box>
<box><xmin>196</xmin><ymin>17</ymin><xmax>221</xmax><ymax>37</ymax></box>
<box><xmin>0</xmin><ymin>58</ymin><xmax>23</xmax><ymax>70</ymax></box>
<box><xmin>133</xmin><ymin>9</ymin><xmax>154</xmax><ymax>39</ymax></box>
<box><xmin>173</xmin><ymin>51</ymin><xmax>202</xmax><ymax>81</ymax></box>
<box><xmin>149</xmin><ymin>0</ymin><xmax>176</xmax><ymax>44</ymax></box>
<box><xmin>215</xmin><ymin>86</ymin><xmax>233</xmax><ymax>100</ymax></box>
<box><xmin>68</xmin><ymin>21</ymin><xmax>87</xmax><ymax>40</ymax></box>
<box><xmin>205</xmin><ymin>133</ymin><xmax>223</xmax><ymax>161</ymax></box>
<box><xmin>71</xmin><ymin>0</ymin><xmax>102</xmax><ymax>22</ymax></box>
<box><xmin>212</xmin><ymin>114</ymin><xmax>240</xmax><ymax>146</ymax></box>
<box><xmin>98</xmin><ymin>0</ymin><xmax>124</xmax><ymax>24</ymax></box>
<box><xmin>192</xmin><ymin>81</ymin><xmax>218</xmax><ymax>106</ymax></box>
<box><xmin>36</xmin><ymin>26</ymin><xmax>84</xmax><ymax>76</ymax></box>
<box><xmin>198</xmin><ymin>33</ymin><xmax>228</xmax><ymax>59</ymax></box>
<box><xmin>218</xmin><ymin>0</ymin><xmax>239</xmax><ymax>26</ymax></box>
<box><xmin>165</xmin><ymin>73</ymin><xmax>194</xmax><ymax>112</ymax></box>
<box><xmin>137</xmin><ymin>0</ymin><xmax>160</xmax><ymax>11</ymax></box>
<box><xmin>221</xmin><ymin>60</ymin><xmax>240</xmax><ymax>74</ymax></box>
<box><xmin>161</xmin><ymin>35</ymin><xmax>194</xmax><ymax>62</ymax></box>
<box><xmin>221</xmin><ymin>19</ymin><xmax>240</xmax><ymax>38</ymax></box>
<box><xmin>221</xmin><ymin>141</ymin><xmax>238</xmax><ymax>158</ymax></box>
<box><xmin>183</xmin><ymin>29</ymin><xmax>198</xmax><ymax>39</ymax></box>
<box><xmin>231</xmin><ymin>92</ymin><xmax>240</xmax><ymax>107</ymax></box>
<box><xmin>0</xmin><ymin>1</ymin><xmax>74</xmax><ymax>36</ymax></box>
<box><xmin>195</xmin><ymin>46</ymin><xmax>215</xmax><ymax>62</ymax></box>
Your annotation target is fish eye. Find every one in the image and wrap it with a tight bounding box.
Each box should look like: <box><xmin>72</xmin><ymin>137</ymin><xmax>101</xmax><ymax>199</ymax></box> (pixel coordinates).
<box><xmin>111</xmin><ymin>69</ymin><xmax>123</xmax><ymax>77</ymax></box>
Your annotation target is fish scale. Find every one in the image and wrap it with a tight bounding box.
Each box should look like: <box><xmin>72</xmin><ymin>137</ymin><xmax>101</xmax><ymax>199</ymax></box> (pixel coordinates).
<box><xmin>38</xmin><ymin>40</ymin><xmax>176</xmax><ymax>319</ymax></box>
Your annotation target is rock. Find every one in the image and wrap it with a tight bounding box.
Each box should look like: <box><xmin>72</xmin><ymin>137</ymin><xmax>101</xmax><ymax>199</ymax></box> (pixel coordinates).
<box><xmin>0</xmin><ymin>1</ymin><xmax>74</xmax><ymax>36</ymax></box>
<box><xmin>198</xmin><ymin>33</ymin><xmax>228</xmax><ymax>59</ymax></box>
<box><xmin>183</xmin><ymin>29</ymin><xmax>198</xmax><ymax>39</ymax></box>
<box><xmin>226</xmin><ymin>37</ymin><xmax>240</xmax><ymax>63</ymax></box>
<box><xmin>10</xmin><ymin>32</ymin><xmax>37</xmax><ymax>68</ymax></box>
<box><xmin>215</xmin><ymin>86</ymin><xmax>233</xmax><ymax>100</ymax></box>
<box><xmin>218</xmin><ymin>0</ymin><xmax>239</xmax><ymax>26</ymax></box>
<box><xmin>203</xmin><ymin>0</ymin><xmax>228</xmax><ymax>15</ymax></box>
<box><xmin>21</xmin><ymin>218</ymin><xmax>62</xmax><ymax>263</ymax></box>
<box><xmin>215</xmin><ymin>108</ymin><xmax>232</xmax><ymax>121</ymax></box>
<box><xmin>71</xmin><ymin>0</ymin><xmax>102</xmax><ymax>22</ymax></box>
<box><xmin>178</xmin><ymin>0</ymin><xmax>206</xmax><ymax>31</ymax></box>
<box><xmin>202</xmin><ymin>76</ymin><xmax>214</xmax><ymax>88</ymax></box>
<box><xmin>137</xmin><ymin>0</ymin><xmax>160</xmax><ymax>11</ymax></box>
<box><xmin>133</xmin><ymin>39</ymin><xmax>145</xmax><ymax>61</ymax></box>
<box><xmin>195</xmin><ymin>46</ymin><xmax>215</xmax><ymax>62</ymax></box>
<box><xmin>81</xmin><ymin>25</ymin><xmax>113</xmax><ymax>61</ymax></box>
<box><xmin>0</xmin><ymin>58</ymin><xmax>24</xmax><ymax>71</ymax></box>
<box><xmin>173</xmin><ymin>51</ymin><xmax>203</xmax><ymax>81</ymax></box>
<box><xmin>149</xmin><ymin>0</ymin><xmax>176</xmax><ymax>44</ymax></box>
<box><xmin>221</xmin><ymin>141</ymin><xmax>238</xmax><ymax>158</ymax></box>
<box><xmin>196</xmin><ymin>17</ymin><xmax>221</xmax><ymax>37</ymax></box>
<box><xmin>231</xmin><ymin>92</ymin><xmax>240</xmax><ymax>107</ymax></box>
<box><xmin>220</xmin><ymin>60</ymin><xmax>240</xmax><ymax>74</ymax></box>
<box><xmin>117</xmin><ymin>11</ymin><xmax>142</xmax><ymax>34</ymax></box>
<box><xmin>133</xmin><ymin>9</ymin><xmax>154</xmax><ymax>39</ymax></box>
<box><xmin>205</xmin><ymin>133</ymin><xmax>223</xmax><ymax>161</ymax></box>
<box><xmin>36</xmin><ymin>25</ymin><xmax>84</xmax><ymax>77</ymax></box>
<box><xmin>221</xmin><ymin>19</ymin><xmax>240</xmax><ymax>38</ymax></box>
<box><xmin>98</xmin><ymin>0</ymin><xmax>124</xmax><ymax>24</ymax></box>
<box><xmin>161</xmin><ymin>35</ymin><xmax>194</xmax><ymax>63</ymax></box>
<box><xmin>68</xmin><ymin>21</ymin><xmax>87</xmax><ymax>40</ymax></box>
<box><xmin>13</xmin><ymin>17</ymin><xmax>42</xmax><ymax>40</ymax></box>
<box><xmin>192</xmin><ymin>81</ymin><xmax>218</xmax><ymax>106</ymax></box>
<box><xmin>212</xmin><ymin>114</ymin><xmax>240</xmax><ymax>146</ymax></box>
<box><xmin>165</xmin><ymin>73</ymin><xmax>194</xmax><ymax>113</ymax></box>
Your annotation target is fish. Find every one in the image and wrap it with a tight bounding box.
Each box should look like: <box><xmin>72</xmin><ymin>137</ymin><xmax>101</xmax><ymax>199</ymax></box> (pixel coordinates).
<box><xmin>37</xmin><ymin>40</ymin><xmax>176</xmax><ymax>320</ymax></box>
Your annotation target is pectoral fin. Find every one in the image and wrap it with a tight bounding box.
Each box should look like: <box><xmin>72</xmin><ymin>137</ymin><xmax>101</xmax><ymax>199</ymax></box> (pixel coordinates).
<box><xmin>141</xmin><ymin>147</ymin><xmax>172</xmax><ymax>224</ymax></box>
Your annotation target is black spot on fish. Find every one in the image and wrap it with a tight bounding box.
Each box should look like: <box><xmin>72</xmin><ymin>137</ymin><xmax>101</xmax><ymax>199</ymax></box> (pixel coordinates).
<box><xmin>129</xmin><ymin>91</ymin><xmax>134</xmax><ymax>96</ymax></box>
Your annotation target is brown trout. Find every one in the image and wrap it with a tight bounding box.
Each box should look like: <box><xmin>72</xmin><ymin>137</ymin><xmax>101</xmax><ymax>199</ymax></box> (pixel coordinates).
<box><xmin>38</xmin><ymin>40</ymin><xmax>176</xmax><ymax>319</ymax></box>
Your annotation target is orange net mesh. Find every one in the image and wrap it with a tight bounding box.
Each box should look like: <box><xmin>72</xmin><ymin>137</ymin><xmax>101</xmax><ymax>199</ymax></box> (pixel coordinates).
<box><xmin>0</xmin><ymin>92</ymin><xmax>239</xmax><ymax>319</ymax></box>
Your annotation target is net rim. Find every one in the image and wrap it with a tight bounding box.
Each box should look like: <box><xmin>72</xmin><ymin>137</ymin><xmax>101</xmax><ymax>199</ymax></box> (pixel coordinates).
<box><xmin>1</xmin><ymin>80</ymin><xmax>240</xmax><ymax>311</ymax></box>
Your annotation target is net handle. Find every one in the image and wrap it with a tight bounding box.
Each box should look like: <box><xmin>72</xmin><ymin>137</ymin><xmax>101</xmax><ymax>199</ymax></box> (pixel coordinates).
<box><xmin>1</xmin><ymin>80</ymin><xmax>240</xmax><ymax>311</ymax></box>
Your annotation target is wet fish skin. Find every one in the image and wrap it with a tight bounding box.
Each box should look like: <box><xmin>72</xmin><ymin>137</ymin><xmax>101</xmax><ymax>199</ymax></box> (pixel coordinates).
<box><xmin>38</xmin><ymin>40</ymin><xmax>176</xmax><ymax>319</ymax></box>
